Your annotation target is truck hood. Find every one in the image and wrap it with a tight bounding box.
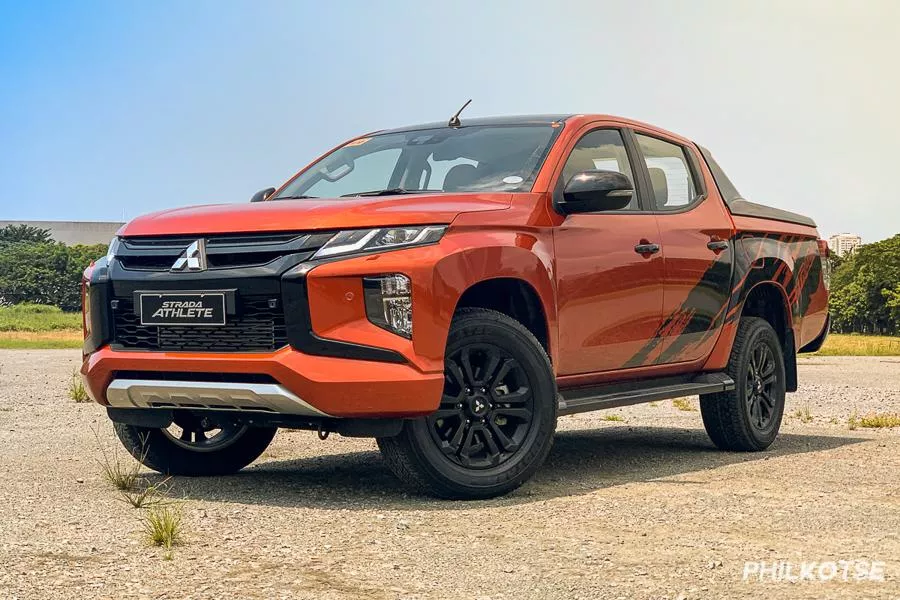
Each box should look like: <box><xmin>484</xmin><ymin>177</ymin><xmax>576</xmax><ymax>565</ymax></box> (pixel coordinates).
<box><xmin>118</xmin><ymin>193</ymin><xmax>512</xmax><ymax>237</ymax></box>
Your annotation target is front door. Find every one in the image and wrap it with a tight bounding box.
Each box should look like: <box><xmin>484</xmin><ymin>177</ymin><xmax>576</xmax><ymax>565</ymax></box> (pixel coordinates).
<box><xmin>553</xmin><ymin>128</ymin><xmax>666</xmax><ymax>375</ymax></box>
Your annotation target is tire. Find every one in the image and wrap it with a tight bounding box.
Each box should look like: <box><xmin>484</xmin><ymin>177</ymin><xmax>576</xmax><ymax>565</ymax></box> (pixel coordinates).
<box><xmin>377</xmin><ymin>308</ymin><xmax>557</xmax><ymax>499</ymax></box>
<box><xmin>113</xmin><ymin>417</ymin><xmax>277</xmax><ymax>476</ymax></box>
<box><xmin>700</xmin><ymin>316</ymin><xmax>786</xmax><ymax>451</ymax></box>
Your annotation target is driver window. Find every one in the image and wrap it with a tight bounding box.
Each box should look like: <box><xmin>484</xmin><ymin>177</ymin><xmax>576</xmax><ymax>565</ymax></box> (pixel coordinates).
<box><xmin>561</xmin><ymin>129</ymin><xmax>636</xmax><ymax>210</ymax></box>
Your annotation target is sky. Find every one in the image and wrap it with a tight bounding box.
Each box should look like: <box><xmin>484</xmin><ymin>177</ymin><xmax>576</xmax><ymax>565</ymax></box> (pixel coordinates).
<box><xmin>1</xmin><ymin>0</ymin><xmax>898</xmax><ymax>243</ymax></box>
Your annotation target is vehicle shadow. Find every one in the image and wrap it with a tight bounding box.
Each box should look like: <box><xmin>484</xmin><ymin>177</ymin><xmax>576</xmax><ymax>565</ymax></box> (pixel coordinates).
<box><xmin>156</xmin><ymin>426</ymin><xmax>868</xmax><ymax>510</ymax></box>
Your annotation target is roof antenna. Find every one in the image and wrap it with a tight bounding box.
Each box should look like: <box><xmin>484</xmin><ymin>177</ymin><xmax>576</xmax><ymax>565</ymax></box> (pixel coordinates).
<box><xmin>448</xmin><ymin>99</ymin><xmax>472</xmax><ymax>128</ymax></box>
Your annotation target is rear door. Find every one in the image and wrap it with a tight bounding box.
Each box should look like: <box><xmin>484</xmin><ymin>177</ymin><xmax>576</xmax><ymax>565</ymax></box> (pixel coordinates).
<box><xmin>630</xmin><ymin>130</ymin><xmax>736</xmax><ymax>365</ymax></box>
<box><xmin>553</xmin><ymin>126</ymin><xmax>666</xmax><ymax>374</ymax></box>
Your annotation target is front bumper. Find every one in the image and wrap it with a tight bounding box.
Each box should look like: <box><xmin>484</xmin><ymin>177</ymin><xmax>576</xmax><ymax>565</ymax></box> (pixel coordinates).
<box><xmin>81</xmin><ymin>344</ymin><xmax>443</xmax><ymax>418</ymax></box>
<box><xmin>82</xmin><ymin>235</ymin><xmax>450</xmax><ymax>419</ymax></box>
<box><xmin>106</xmin><ymin>378</ymin><xmax>329</xmax><ymax>416</ymax></box>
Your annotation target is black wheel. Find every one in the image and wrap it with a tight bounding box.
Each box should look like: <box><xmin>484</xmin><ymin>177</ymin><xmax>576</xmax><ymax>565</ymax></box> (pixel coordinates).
<box><xmin>113</xmin><ymin>413</ymin><xmax>277</xmax><ymax>476</ymax></box>
<box><xmin>378</xmin><ymin>308</ymin><xmax>557</xmax><ymax>499</ymax></box>
<box><xmin>700</xmin><ymin>316</ymin><xmax>786</xmax><ymax>451</ymax></box>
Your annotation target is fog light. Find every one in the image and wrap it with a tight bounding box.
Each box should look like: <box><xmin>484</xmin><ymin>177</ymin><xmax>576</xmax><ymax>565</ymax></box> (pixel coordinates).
<box><xmin>363</xmin><ymin>274</ymin><xmax>412</xmax><ymax>338</ymax></box>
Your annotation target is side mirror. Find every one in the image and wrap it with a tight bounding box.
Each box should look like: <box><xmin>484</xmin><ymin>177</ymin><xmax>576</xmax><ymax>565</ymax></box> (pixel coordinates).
<box><xmin>557</xmin><ymin>170</ymin><xmax>634</xmax><ymax>214</ymax></box>
<box><xmin>250</xmin><ymin>187</ymin><xmax>276</xmax><ymax>203</ymax></box>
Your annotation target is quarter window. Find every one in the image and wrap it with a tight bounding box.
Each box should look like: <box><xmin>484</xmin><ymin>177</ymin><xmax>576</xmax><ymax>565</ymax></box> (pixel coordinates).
<box><xmin>635</xmin><ymin>134</ymin><xmax>699</xmax><ymax>210</ymax></box>
<box><xmin>561</xmin><ymin>129</ymin><xmax>636</xmax><ymax>210</ymax></box>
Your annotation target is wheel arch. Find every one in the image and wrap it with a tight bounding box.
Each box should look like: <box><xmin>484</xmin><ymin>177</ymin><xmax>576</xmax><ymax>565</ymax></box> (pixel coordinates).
<box><xmin>431</xmin><ymin>240</ymin><xmax>558</xmax><ymax>367</ymax></box>
<box><xmin>454</xmin><ymin>277</ymin><xmax>551</xmax><ymax>358</ymax></box>
<box><xmin>740</xmin><ymin>280</ymin><xmax>798</xmax><ymax>392</ymax></box>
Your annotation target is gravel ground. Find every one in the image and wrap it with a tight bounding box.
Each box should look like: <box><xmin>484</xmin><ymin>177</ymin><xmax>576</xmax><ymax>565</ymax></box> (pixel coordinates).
<box><xmin>1</xmin><ymin>350</ymin><xmax>899</xmax><ymax>600</ymax></box>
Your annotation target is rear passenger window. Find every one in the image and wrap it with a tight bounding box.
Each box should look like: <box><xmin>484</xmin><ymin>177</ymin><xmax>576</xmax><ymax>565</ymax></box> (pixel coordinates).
<box><xmin>561</xmin><ymin>129</ymin><xmax>636</xmax><ymax>210</ymax></box>
<box><xmin>635</xmin><ymin>134</ymin><xmax>699</xmax><ymax>211</ymax></box>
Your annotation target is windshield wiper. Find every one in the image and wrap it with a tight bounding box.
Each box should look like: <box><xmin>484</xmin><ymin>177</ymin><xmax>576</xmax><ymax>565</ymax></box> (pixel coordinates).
<box><xmin>274</xmin><ymin>195</ymin><xmax>317</xmax><ymax>200</ymax></box>
<box><xmin>340</xmin><ymin>188</ymin><xmax>441</xmax><ymax>197</ymax></box>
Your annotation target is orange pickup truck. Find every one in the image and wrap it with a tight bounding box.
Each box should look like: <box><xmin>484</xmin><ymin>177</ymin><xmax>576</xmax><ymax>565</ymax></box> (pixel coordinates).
<box><xmin>82</xmin><ymin>113</ymin><xmax>829</xmax><ymax>499</ymax></box>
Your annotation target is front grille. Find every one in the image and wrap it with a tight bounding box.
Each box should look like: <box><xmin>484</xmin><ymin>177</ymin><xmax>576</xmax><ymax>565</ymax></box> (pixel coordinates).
<box><xmin>117</xmin><ymin>231</ymin><xmax>332</xmax><ymax>271</ymax></box>
<box><xmin>111</xmin><ymin>295</ymin><xmax>287</xmax><ymax>352</ymax></box>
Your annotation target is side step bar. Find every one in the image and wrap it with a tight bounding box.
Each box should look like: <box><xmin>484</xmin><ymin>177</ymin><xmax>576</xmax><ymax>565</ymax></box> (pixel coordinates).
<box><xmin>557</xmin><ymin>373</ymin><xmax>734</xmax><ymax>416</ymax></box>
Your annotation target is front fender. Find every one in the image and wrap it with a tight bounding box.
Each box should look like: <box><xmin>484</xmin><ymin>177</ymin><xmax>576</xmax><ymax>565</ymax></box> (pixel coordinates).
<box><xmin>430</xmin><ymin>229</ymin><xmax>558</xmax><ymax>364</ymax></box>
<box><xmin>303</xmin><ymin>228</ymin><xmax>557</xmax><ymax>374</ymax></box>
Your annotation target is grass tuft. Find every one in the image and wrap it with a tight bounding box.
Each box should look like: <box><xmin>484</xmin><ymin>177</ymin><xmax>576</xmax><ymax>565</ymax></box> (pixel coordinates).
<box><xmin>848</xmin><ymin>412</ymin><xmax>859</xmax><ymax>430</ymax></box>
<box><xmin>793</xmin><ymin>402</ymin><xmax>813</xmax><ymax>423</ymax></box>
<box><xmin>119</xmin><ymin>477</ymin><xmax>171</xmax><ymax>508</ymax></box>
<box><xmin>95</xmin><ymin>427</ymin><xmax>147</xmax><ymax>491</ymax></box>
<box><xmin>672</xmin><ymin>397</ymin><xmax>696</xmax><ymax>412</ymax></box>
<box><xmin>600</xmin><ymin>414</ymin><xmax>624</xmax><ymax>422</ymax></box>
<box><xmin>143</xmin><ymin>504</ymin><xmax>184</xmax><ymax>549</ymax></box>
<box><xmin>854</xmin><ymin>413</ymin><xmax>900</xmax><ymax>428</ymax></box>
<box><xmin>68</xmin><ymin>370</ymin><xmax>89</xmax><ymax>402</ymax></box>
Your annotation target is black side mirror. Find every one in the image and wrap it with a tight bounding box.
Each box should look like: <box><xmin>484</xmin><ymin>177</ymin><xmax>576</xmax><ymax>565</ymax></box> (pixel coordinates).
<box><xmin>557</xmin><ymin>170</ymin><xmax>634</xmax><ymax>214</ymax></box>
<box><xmin>250</xmin><ymin>187</ymin><xmax>276</xmax><ymax>203</ymax></box>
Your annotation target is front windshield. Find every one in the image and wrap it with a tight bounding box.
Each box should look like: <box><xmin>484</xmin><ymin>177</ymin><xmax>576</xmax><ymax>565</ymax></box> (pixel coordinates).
<box><xmin>274</xmin><ymin>124</ymin><xmax>560</xmax><ymax>199</ymax></box>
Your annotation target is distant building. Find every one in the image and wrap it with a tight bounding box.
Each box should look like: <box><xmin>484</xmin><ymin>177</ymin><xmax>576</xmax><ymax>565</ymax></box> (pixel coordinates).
<box><xmin>0</xmin><ymin>220</ymin><xmax>124</xmax><ymax>246</ymax></box>
<box><xmin>828</xmin><ymin>233</ymin><xmax>862</xmax><ymax>257</ymax></box>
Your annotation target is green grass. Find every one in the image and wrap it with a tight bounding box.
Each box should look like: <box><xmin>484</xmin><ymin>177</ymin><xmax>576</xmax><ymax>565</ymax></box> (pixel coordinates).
<box><xmin>792</xmin><ymin>402</ymin><xmax>813</xmax><ymax>423</ymax></box>
<box><xmin>0</xmin><ymin>303</ymin><xmax>82</xmax><ymax>332</ymax></box>
<box><xmin>0</xmin><ymin>304</ymin><xmax>81</xmax><ymax>348</ymax></box>
<box><xmin>0</xmin><ymin>331</ymin><xmax>82</xmax><ymax>349</ymax></box>
<box><xmin>672</xmin><ymin>397</ymin><xmax>696</xmax><ymax>412</ymax></box>
<box><xmin>95</xmin><ymin>428</ymin><xmax>147</xmax><ymax>491</ymax></box>
<box><xmin>600</xmin><ymin>414</ymin><xmax>624</xmax><ymax>422</ymax></box>
<box><xmin>119</xmin><ymin>477</ymin><xmax>171</xmax><ymax>509</ymax></box>
<box><xmin>143</xmin><ymin>504</ymin><xmax>184</xmax><ymax>549</ymax></box>
<box><xmin>68</xmin><ymin>370</ymin><xmax>90</xmax><ymax>402</ymax></box>
<box><xmin>853</xmin><ymin>413</ymin><xmax>900</xmax><ymax>428</ymax></box>
<box><xmin>813</xmin><ymin>334</ymin><xmax>900</xmax><ymax>356</ymax></box>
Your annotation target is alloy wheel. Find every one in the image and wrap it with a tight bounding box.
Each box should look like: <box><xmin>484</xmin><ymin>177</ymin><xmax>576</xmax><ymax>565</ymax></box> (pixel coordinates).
<box><xmin>427</xmin><ymin>343</ymin><xmax>535</xmax><ymax>469</ymax></box>
<box><xmin>162</xmin><ymin>413</ymin><xmax>248</xmax><ymax>453</ymax></box>
<box><xmin>746</xmin><ymin>340</ymin><xmax>778</xmax><ymax>432</ymax></box>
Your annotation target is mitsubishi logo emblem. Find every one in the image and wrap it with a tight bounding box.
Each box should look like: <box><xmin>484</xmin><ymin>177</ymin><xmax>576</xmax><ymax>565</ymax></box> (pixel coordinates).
<box><xmin>171</xmin><ymin>239</ymin><xmax>208</xmax><ymax>272</ymax></box>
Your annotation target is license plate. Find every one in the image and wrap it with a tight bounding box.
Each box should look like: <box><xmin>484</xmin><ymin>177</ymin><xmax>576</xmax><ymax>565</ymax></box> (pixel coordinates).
<box><xmin>139</xmin><ymin>292</ymin><xmax>226</xmax><ymax>326</ymax></box>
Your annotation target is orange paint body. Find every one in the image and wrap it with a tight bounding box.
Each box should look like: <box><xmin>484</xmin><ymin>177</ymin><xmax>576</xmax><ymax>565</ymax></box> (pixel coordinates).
<box><xmin>82</xmin><ymin>115</ymin><xmax>828</xmax><ymax>417</ymax></box>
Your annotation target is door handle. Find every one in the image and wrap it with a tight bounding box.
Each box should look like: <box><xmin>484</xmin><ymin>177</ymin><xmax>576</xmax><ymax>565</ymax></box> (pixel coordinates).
<box><xmin>634</xmin><ymin>242</ymin><xmax>660</xmax><ymax>256</ymax></box>
<box><xmin>707</xmin><ymin>239</ymin><xmax>729</xmax><ymax>253</ymax></box>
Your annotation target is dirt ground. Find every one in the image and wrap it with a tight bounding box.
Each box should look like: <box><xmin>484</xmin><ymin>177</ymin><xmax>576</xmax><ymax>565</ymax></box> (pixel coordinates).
<box><xmin>1</xmin><ymin>350</ymin><xmax>898</xmax><ymax>600</ymax></box>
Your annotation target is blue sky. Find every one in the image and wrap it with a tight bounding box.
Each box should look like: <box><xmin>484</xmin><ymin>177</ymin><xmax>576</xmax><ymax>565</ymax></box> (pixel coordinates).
<box><xmin>2</xmin><ymin>0</ymin><xmax>898</xmax><ymax>242</ymax></box>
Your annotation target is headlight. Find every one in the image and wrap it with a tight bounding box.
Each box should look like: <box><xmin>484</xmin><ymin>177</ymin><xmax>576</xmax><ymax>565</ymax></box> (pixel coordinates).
<box><xmin>106</xmin><ymin>237</ymin><xmax>120</xmax><ymax>262</ymax></box>
<box><xmin>364</xmin><ymin>274</ymin><xmax>413</xmax><ymax>338</ymax></box>
<box><xmin>313</xmin><ymin>226</ymin><xmax>447</xmax><ymax>259</ymax></box>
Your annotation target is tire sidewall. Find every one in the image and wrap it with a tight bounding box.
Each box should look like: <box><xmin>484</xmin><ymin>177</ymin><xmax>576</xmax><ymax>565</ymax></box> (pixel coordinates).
<box><xmin>735</xmin><ymin>321</ymin><xmax>786</xmax><ymax>448</ymax></box>
<box><xmin>115</xmin><ymin>422</ymin><xmax>276</xmax><ymax>476</ymax></box>
<box><xmin>405</xmin><ymin>313</ymin><xmax>556</xmax><ymax>495</ymax></box>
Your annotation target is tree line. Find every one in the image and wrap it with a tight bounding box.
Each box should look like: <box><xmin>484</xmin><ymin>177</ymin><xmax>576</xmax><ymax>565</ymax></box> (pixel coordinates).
<box><xmin>1</xmin><ymin>224</ymin><xmax>898</xmax><ymax>336</ymax></box>
<box><xmin>828</xmin><ymin>233</ymin><xmax>900</xmax><ymax>335</ymax></box>
<box><xmin>0</xmin><ymin>224</ymin><xmax>106</xmax><ymax>311</ymax></box>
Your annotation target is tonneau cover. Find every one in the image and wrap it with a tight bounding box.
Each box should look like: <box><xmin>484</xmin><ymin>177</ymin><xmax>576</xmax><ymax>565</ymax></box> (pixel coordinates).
<box><xmin>697</xmin><ymin>146</ymin><xmax>817</xmax><ymax>229</ymax></box>
<box><xmin>727</xmin><ymin>199</ymin><xmax>817</xmax><ymax>228</ymax></box>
